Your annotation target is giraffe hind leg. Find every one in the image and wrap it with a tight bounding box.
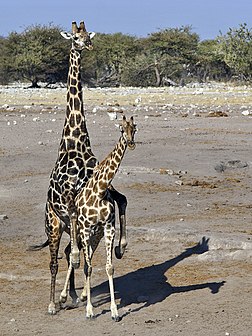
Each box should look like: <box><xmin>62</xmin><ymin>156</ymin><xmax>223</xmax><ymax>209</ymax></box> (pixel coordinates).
<box><xmin>46</xmin><ymin>205</ymin><xmax>63</xmax><ymax>315</ymax></box>
<box><xmin>68</xmin><ymin>204</ymin><xmax>80</xmax><ymax>269</ymax></box>
<box><xmin>105</xmin><ymin>224</ymin><xmax>120</xmax><ymax>322</ymax></box>
<box><xmin>83</xmin><ymin>240</ymin><xmax>94</xmax><ymax>319</ymax></box>
<box><xmin>80</xmin><ymin>233</ymin><xmax>102</xmax><ymax>302</ymax></box>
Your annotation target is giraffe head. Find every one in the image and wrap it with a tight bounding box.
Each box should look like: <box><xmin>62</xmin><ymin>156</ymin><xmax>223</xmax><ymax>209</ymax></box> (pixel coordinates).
<box><xmin>120</xmin><ymin>116</ymin><xmax>137</xmax><ymax>150</ymax></box>
<box><xmin>61</xmin><ymin>21</ymin><xmax>95</xmax><ymax>51</ymax></box>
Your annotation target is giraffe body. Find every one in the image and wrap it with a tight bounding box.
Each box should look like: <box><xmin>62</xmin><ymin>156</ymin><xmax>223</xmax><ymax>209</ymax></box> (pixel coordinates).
<box><xmin>60</xmin><ymin>116</ymin><xmax>137</xmax><ymax>321</ymax></box>
<box><xmin>44</xmin><ymin>21</ymin><xmax>97</xmax><ymax>315</ymax></box>
<box><xmin>30</xmin><ymin>21</ymin><xmax>129</xmax><ymax>316</ymax></box>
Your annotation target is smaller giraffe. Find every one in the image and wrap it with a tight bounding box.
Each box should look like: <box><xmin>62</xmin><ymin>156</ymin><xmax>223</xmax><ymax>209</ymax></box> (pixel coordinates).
<box><xmin>60</xmin><ymin>116</ymin><xmax>137</xmax><ymax>321</ymax></box>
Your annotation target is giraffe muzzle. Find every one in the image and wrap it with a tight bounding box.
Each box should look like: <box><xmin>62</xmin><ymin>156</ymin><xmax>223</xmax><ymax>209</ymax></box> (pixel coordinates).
<box><xmin>127</xmin><ymin>141</ymin><xmax>136</xmax><ymax>150</ymax></box>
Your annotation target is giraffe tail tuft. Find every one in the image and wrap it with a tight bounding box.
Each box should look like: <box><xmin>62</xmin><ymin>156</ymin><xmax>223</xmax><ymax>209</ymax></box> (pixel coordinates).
<box><xmin>27</xmin><ymin>239</ymin><xmax>49</xmax><ymax>251</ymax></box>
<box><xmin>114</xmin><ymin>243</ymin><xmax>127</xmax><ymax>259</ymax></box>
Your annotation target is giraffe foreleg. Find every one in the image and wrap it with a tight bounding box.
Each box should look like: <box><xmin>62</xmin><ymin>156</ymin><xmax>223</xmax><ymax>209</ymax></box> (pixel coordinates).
<box><xmin>81</xmin><ymin>232</ymin><xmax>94</xmax><ymax>319</ymax></box>
<box><xmin>105</xmin><ymin>224</ymin><xmax>119</xmax><ymax>322</ymax></box>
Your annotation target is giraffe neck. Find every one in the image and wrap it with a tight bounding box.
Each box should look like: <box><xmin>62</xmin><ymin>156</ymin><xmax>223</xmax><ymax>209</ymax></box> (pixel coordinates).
<box><xmin>60</xmin><ymin>47</ymin><xmax>91</xmax><ymax>152</ymax></box>
<box><xmin>91</xmin><ymin>135</ymin><xmax>128</xmax><ymax>198</ymax></box>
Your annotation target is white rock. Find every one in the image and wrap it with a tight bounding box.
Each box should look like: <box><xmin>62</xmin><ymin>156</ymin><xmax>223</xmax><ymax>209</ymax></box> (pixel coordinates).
<box><xmin>135</xmin><ymin>97</ymin><xmax>142</xmax><ymax>104</ymax></box>
<box><xmin>107</xmin><ymin>111</ymin><xmax>117</xmax><ymax>120</ymax></box>
<box><xmin>241</xmin><ymin>110</ymin><xmax>252</xmax><ymax>116</ymax></box>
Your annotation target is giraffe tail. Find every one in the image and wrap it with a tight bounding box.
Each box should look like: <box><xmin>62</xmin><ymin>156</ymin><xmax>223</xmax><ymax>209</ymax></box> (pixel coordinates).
<box><xmin>27</xmin><ymin>239</ymin><xmax>49</xmax><ymax>251</ymax></box>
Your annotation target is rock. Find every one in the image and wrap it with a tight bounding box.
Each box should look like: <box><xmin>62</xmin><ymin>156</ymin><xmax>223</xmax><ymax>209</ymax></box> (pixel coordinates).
<box><xmin>107</xmin><ymin>111</ymin><xmax>117</xmax><ymax>120</ymax></box>
<box><xmin>207</xmin><ymin>111</ymin><xmax>228</xmax><ymax>117</ymax></box>
<box><xmin>241</xmin><ymin>110</ymin><xmax>252</xmax><ymax>116</ymax></box>
<box><xmin>215</xmin><ymin>160</ymin><xmax>248</xmax><ymax>172</ymax></box>
<box><xmin>214</xmin><ymin>163</ymin><xmax>225</xmax><ymax>173</ymax></box>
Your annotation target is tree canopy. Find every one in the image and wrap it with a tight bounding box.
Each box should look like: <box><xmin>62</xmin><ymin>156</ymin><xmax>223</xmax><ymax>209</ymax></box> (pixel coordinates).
<box><xmin>0</xmin><ymin>24</ymin><xmax>69</xmax><ymax>87</ymax></box>
<box><xmin>0</xmin><ymin>23</ymin><xmax>252</xmax><ymax>87</ymax></box>
<box><xmin>217</xmin><ymin>23</ymin><xmax>252</xmax><ymax>81</ymax></box>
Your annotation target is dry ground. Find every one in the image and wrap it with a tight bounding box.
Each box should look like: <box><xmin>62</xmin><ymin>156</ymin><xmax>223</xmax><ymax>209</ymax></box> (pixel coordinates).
<box><xmin>0</xmin><ymin>83</ymin><xmax>252</xmax><ymax>335</ymax></box>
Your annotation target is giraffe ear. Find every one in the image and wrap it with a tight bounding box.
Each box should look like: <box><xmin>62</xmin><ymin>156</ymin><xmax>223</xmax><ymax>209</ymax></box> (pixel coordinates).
<box><xmin>89</xmin><ymin>32</ymin><xmax>96</xmax><ymax>39</ymax></box>
<box><xmin>60</xmin><ymin>31</ymin><xmax>72</xmax><ymax>40</ymax></box>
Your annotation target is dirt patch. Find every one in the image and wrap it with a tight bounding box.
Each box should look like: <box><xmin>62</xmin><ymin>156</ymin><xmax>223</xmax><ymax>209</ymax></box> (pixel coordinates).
<box><xmin>1</xmin><ymin>85</ymin><xmax>252</xmax><ymax>336</ymax></box>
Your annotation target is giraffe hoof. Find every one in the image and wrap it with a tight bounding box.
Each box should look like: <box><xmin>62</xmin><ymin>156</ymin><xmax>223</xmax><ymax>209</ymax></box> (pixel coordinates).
<box><xmin>48</xmin><ymin>303</ymin><xmax>57</xmax><ymax>315</ymax></box>
<box><xmin>112</xmin><ymin>315</ymin><xmax>121</xmax><ymax>322</ymax></box>
<box><xmin>71</xmin><ymin>297</ymin><xmax>80</xmax><ymax>305</ymax></box>
<box><xmin>80</xmin><ymin>294</ymin><xmax>87</xmax><ymax>302</ymax></box>
<box><xmin>60</xmin><ymin>294</ymin><xmax>67</xmax><ymax>304</ymax></box>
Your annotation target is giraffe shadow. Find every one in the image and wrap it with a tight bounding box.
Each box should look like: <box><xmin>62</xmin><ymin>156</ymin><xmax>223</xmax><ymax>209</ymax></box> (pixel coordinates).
<box><xmin>91</xmin><ymin>237</ymin><xmax>225</xmax><ymax>319</ymax></box>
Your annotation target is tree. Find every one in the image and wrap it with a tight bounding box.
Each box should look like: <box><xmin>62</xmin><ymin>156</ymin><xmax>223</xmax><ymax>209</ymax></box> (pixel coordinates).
<box><xmin>0</xmin><ymin>36</ymin><xmax>13</xmax><ymax>84</ymax></box>
<box><xmin>6</xmin><ymin>24</ymin><xmax>69</xmax><ymax>87</ymax></box>
<box><xmin>194</xmin><ymin>39</ymin><xmax>231</xmax><ymax>82</ymax></box>
<box><xmin>217</xmin><ymin>23</ymin><xmax>252</xmax><ymax>80</ymax></box>
<box><xmin>123</xmin><ymin>26</ymin><xmax>199</xmax><ymax>86</ymax></box>
<box><xmin>81</xmin><ymin>32</ymin><xmax>140</xmax><ymax>86</ymax></box>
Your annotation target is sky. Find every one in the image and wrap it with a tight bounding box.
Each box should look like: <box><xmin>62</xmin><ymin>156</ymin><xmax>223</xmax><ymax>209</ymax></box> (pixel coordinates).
<box><xmin>1</xmin><ymin>0</ymin><xmax>252</xmax><ymax>40</ymax></box>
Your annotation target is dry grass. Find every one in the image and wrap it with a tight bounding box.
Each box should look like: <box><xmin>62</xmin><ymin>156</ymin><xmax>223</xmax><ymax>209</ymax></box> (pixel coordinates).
<box><xmin>1</xmin><ymin>85</ymin><xmax>252</xmax><ymax>109</ymax></box>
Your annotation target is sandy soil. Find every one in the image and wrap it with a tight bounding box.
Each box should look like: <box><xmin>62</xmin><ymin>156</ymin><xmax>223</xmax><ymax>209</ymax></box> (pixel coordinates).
<box><xmin>0</xmin><ymin>84</ymin><xmax>252</xmax><ymax>336</ymax></box>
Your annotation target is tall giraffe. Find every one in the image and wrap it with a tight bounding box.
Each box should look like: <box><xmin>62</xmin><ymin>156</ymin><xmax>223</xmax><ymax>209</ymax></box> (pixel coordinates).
<box><xmin>30</xmin><ymin>21</ymin><xmax>128</xmax><ymax>315</ymax></box>
<box><xmin>60</xmin><ymin>116</ymin><xmax>137</xmax><ymax>321</ymax></box>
